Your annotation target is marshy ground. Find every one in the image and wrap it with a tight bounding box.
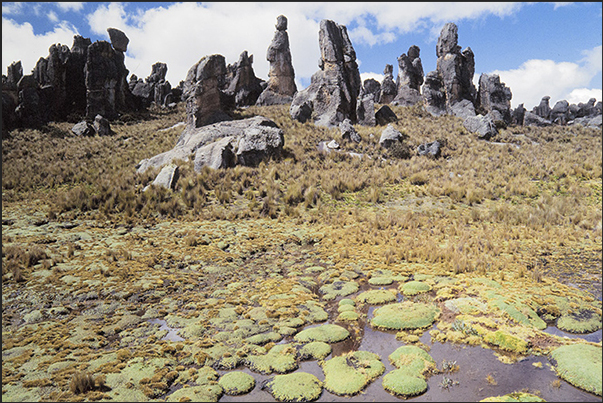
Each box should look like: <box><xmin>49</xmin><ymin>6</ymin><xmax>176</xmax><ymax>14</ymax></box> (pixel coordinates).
<box><xmin>2</xmin><ymin>103</ymin><xmax>601</xmax><ymax>402</ymax></box>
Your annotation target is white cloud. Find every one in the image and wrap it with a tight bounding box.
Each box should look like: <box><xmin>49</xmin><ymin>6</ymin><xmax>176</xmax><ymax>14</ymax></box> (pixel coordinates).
<box><xmin>490</xmin><ymin>44</ymin><xmax>602</xmax><ymax>109</ymax></box>
<box><xmin>360</xmin><ymin>72</ymin><xmax>384</xmax><ymax>84</ymax></box>
<box><xmin>1</xmin><ymin>17</ymin><xmax>79</xmax><ymax>76</ymax></box>
<box><xmin>566</xmin><ymin>88</ymin><xmax>602</xmax><ymax>104</ymax></box>
<box><xmin>2</xmin><ymin>2</ymin><xmax>23</xmax><ymax>15</ymax></box>
<box><xmin>56</xmin><ymin>2</ymin><xmax>84</xmax><ymax>12</ymax></box>
<box><xmin>48</xmin><ymin>11</ymin><xmax>59</xmax><ymax>23</ymax></box>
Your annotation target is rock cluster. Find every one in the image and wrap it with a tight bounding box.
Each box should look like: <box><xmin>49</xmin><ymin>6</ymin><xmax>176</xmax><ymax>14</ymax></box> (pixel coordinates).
<box><xmin>394</xmin><ymin>45</ymin><xmax>424</xmax><ymax>106</ymax></box>
<box><xmin>290</xmin><ymin>19</ymin><xmax>362</xmax><ymax>127</ymax></box>
<box><xmin>225</xmin><ymin>50</ymin><xmax>265</xmax><ymax>107</ymax></box>
<box><xmin>519</xmin><ymin>96</ymin><xmax>602</xmax><ymax>128</ymax></box>
<box><xmin>476</xmin><ymin>73</ymin><xmax>512</xmax><ymax>125</ymax></box>
<box><xmin>130</xmin><ymin>62</ymin><xmax>179</xmax><ymax>108</ymax></box>
<box><xmin>379</xmin><ymin>64</ymin><xmax>397</xmax><ymax>105</ymax></box>
<box><xmin>256</xmin><ymin>15</ymin><xmax>297</xmax><ymax>106</ymax></box>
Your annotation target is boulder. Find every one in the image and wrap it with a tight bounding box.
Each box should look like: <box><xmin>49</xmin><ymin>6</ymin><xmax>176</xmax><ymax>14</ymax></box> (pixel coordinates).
<box><xmin>422</xmin><ymin>70</ymin><xmax>447</xmax><ymax>117</ymax></box>
<box><xmin>107</xmin><ymin>28</ymin><xmax>129</xmax><ymax>52</ymax></box>
<box><xmin>394</xmin><ymin>45</ymin><xmax>424</xmax><ymax>106</ymax></box>
<box><xmin>226</xmin><ymin>50</ymin><xmax>265</xmax><ymax>107</ymax></box>
<box><xmin>137</xmin><ymin>115</ymin><xmax>284</xmax><ymax>173</ymax></box>
<box><xmin>72</xmin><ymin>121</ymin><xmax>96</xmax><ymax>136</ymax></box>
<box><xmin>512</xmin><ymin>103</ymin><xmax>526</xmax><ymax>126</ymax></box>
<box><xmin>550</xmin><ymin>100</ymin><xmax>569</xmax><ymax>125</ymax></box>
<box><xmin>570</xmin><ymin>114</ymin><xmax>602</xmax><ymax>128</ymax></box>
<box><xmin>15</xmin><ymin>75</ymin><xmax>44</xmax><ymax>128</ymax></box>
<box><xmin>532</xmin><ymin>96</ymin><xmax>551</xmax><ymax>120</ymax></box>
<box><xmin>182</xmin><ymin>54</ymin><xmax>234</xmax><ymax>128</ymax></box>
<box><xmin>256</xmin><ymin>15</ymin><xmax>297</xmax><ymax>106</ymax></box>
<box><xmin>290</xmin><ymin>100</ymin><xmax>313</xmax><ymax>123</ymax></box>
<box><xmin>379</xmin><ymin>124</ymin><xmax>406</xmax><ymax>148</ymax></box>
<box><xmin>448</xmin><ymin>99</ymin><xmax>476</xmax><ymax>120</ymax></box>
<box><xmin>379</xmin><ymin>64</ymin><xmax>397</xmax><ymax>104</ymax></box>
<box><xmin>417</xmin><ymin>140</ymin><xmax>441</xmax><ymax>158</ymax></box>
<box><xmin>477</xmin><ymin>73</ymin><xmax>512</xmax><ymax>125</ymax></box>
<box><xmin>435</xmin><ymin>22</ymin><xmax>476</xmax><ymax>110</ymax></box>
<box><xmin>147</xmin><ymin>164</ymin><xmax>179</xmax><ymax>191</ymax></box>
<box><xmin>289</xmin><ymin>19</ymin><xmax>361</xmax><ymax>127</ymax></box>
<box><xmin>375</xmin><ymin>105</ymin><xmax>398</xmax><ymax>126</ymax></box>
<box><xmin>93</xmin><ymin>114</ymin><xmax>111</xmax><ymax>136</ymax></box>
<box><xmin>524</xmin><ymin>111</ymin><xmax>552</xmax><ymax>127</ymax></box>
<box><xmin>339</xmin><ymin>118</ymin><xmax>361</xmax><ymax>143</ymax></box>
<box><xmin>362</xmin><ymin>78</ymin><xmax>381</xmax><ymax>103</ymax></box>
<box><xmin>356</xmin><ymin>93</ymin><xmax>376</xmax><ymax>126</ymax></box>
<box><xmin>463</xmin><ymin>114</ymin><xmax>497</xmax><ymax>140</ymax></box>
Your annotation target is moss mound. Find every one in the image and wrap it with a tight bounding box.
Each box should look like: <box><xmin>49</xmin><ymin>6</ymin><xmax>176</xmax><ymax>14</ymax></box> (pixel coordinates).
<box><xmin>356</xmin><ymin>289</ymin><xmax>396</xmax><ymax>305</ymax></box>
<box><xmin>294</xmin><ymin>324</ymin><xmax>350</xmax><ymax>343</ymax></box>
<box><xmin>557</xmin><ymin>310</ymin><xmax>602</xmax><ymax>334</ymax></box>
<box><xmin>339</xmin><ymin>298</ymin><xmax>355</xmax><ymax>306</ymax></box>
<box><xmin>371</xmin><ymin>302</ymin><xmax>439</xmax><ymax>330</ymax></box>
<box><xmin>265</xmin><ymin>372</ymin><xmax>323</xmax><ymax>402</ymax></box>
<box><xmin>298</xmin><ymin>301</ymin><xmax>329</xmax><ymax>323</ymax></box>
<box><xmin>298</xmin><ymin>341</ymin><xmax>332</xmax><ymax>360</ymax></box>
<box><xmin>337</xmin><ymin>311</ymin><xmax>359</xmax><ymax>321</ymax></box>
<box><xmin>245</xmin><ymin>344</ymin><xmax>298</xmax><ymax>374</ymax></box>
<box><xmin>218</xmin><ymin>371</ymin><xmax>255</xmax><ymax>395</ymax></box>
<box><xmin>321</xmin><ymin>351</ymin><xmax>385</xmax><ymax>396</ymax></box>
<box><xmin>488</xmin><ymin>295</ymin><xmax>546</xmax><ymax>330</ymax></box>
<box><xmin>368</xmin><ymin>276</ymin><xmax>393</xmax><ymax>285</ymax></box>
<box><xmin>388</xmin><ymin>345</ymin><xmax>436</xmax><ymax>373</ymax></box>
<box><xmin>319</xmin><ymin>280</ymin><xmax>359</xmax><ymax>300</ymax></box>
<box><xmin>382</xmin><ymin>370</ymin><xmax>428</xmax><ymax>397</ymax></box>
<box><xmin>444</xmin><ymin>297</ymin><xmax>487</xmax><ymax>315</ymax></box>
<box><xmin>400</xmin><ymin>281</ymin><xmax>432</xmax><ymax>296</ymax></box>
<box><xmin>337</xmin><ymin>304</ymin><xmax>355</xmax><ymax>313</ymax></box>
<box><xmin>550</xmin><ymin>344</ymin><xmax>602</xmax><ymax>396</ymax></box>
<box><xmin>484</xmin><ymin>330</ymin><xmax>528</xmax><ymax>353</ymax></box>
<box><xmin>246</xmin><ymin>331</ymin><xmax>283</xmax><ymax>345</ymax></box>
<box><xmin>480</xmin><ymin>392</ymin><xmax>546</xmax><ymax>402</ymax></box>
<box><xmin>166</xmin><ymin>384</ymin><xmax>223</xmax><ymax>402</ymax></box>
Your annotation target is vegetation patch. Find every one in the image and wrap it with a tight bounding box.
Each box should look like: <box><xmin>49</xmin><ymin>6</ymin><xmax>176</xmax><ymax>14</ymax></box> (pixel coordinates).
<box><xmin>368</xmin><ymin>276</ymin><xmax>393</xmax><ymax>285</ymax></box>
<box><xmin>371</xmin><ymin>302</ymin><xmax>440</xmax><ymax>330</ymax></box>
<box><xmin>382</xmin><ymin>370</ymin><xmax>428</xmax><ymax>397</ymax></box>
<box><xmin>218</xmin><ymin>371</ymin><xmax>256</xmax><ymax>395</ymax></box>
<box><xmin>444</xmin><ymin>297</ymin><xmax>487</xmax><ymax>315</ymax></box>
<box><xmin>321</xmin><ymin>351</ymin><xmax>385</xmax><ymax>396</ymax></box>
<box><xmin>245</xmin><ymin>344</ymin><xmax>299</xmax><ymax>374</ymax></box>
<box><xmin>265</xmin><ymin>372</ymin><xmax>323</xmax><ymax>402</ymax></box>
<box><xmin>298</xmin><ymin>341</ymin><xmax>332</xmax><ymax>361</ymax></box>
<box><xmin>356</xmin><ymin>289</ymin><xmax>396</xmax><ymax>305</ymax></box>
<box><xmin>337</xmin><ymin>311</ymin><xmax>359</xmax><ymax>321</ymax></box>
<box><xmin>484</xmin><ymin>330</ymin><xmax>528</xmax><ymax>354</ymax></box>
<box><xmin>550</xmin><ymin>344</ymin><xmax>602</xmax><ymax>396</ymax></box>
<box><xmin>557</xmin><ymin>309</ymin><xmax>602</xmax><ymax>334</ymax></box>
<box><xmin>294</xmin><ymin>324</ymin><xmax>350</xmax><ymax>343</ymax></box>
<box><xmin>400</xmin><ymin>281</ymin><xmax>432</xmax><ymax>296</ymax></box>
<box><xmin>319</xmin><ymin>280</ymin><xmax>359</xmax><ymax>300</ymax></box>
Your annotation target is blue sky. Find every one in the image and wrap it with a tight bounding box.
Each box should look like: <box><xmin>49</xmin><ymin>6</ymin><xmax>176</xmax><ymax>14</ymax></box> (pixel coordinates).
<box><xmin>2</xmin><ymin>2</ymin><xmax>602</xmax><ymax>109</ymax></box>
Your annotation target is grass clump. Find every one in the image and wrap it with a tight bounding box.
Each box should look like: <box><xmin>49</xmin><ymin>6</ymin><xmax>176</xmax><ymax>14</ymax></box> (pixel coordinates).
<box><xmin>218</xmin><ymin>371</ymin><xmax>256</xmax><ymax>395</ymax></box>
<box><xmin>550</xmin><ymin>344</ymin><xmax>602</xmax><ymax>396</ymax></box>
<box><xmin>265</xmin><ymin>372</ymin><xmax>323</xmax><ymax>402</ymax></box>
<box><xmin>556</xmin><ymin>309</ymin><xmax>602</xmax><ymax>334</ymax></box>
<box><xmin>356</xmin><ymin>289</ymin><xmax>397</xmax><ymax>305</ymax></box>
<box><xmin>294</xmin><ymin>324</ymin><xmax>350</xmax><ymax>343</ymax></box>
<box><xmin>321</xmin><ymin>351</ymin><xmax>385</xmax><ymax>396</ymax></box>
<box><xmin>371</xmin><ymin>302</ymin><xmax>440</xmax><ymax>330</ymax></box>
<box><xmin>399</xmin><ymin>281</ymin><xmax>432</xmax><ymax>296</ymax></box>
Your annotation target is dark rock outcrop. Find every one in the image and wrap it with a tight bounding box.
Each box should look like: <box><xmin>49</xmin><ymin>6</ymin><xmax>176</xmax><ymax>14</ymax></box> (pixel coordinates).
<box><xmin>256</xmin><ymin>15</ymin><xmax>297</xmax><ymax>106</ymax></box>
<box><xmin>375</xmin><ymin>105</ymin><xmax>398</xmax><ymax>126</ymax></box>
<box><xmin>182</xmin><ymin>54</ymin><xmax>234</xmax><ymax>128</ymax></box>
<box><xmin>394</xmin><ymin>45</ymin><xmax>423</xmax><ymax>106</ymax></box>
<box><xmin>524</xmin><ymin>111</ymin><xmax>552</xmax><ymax>127</ymax></box>
<box><xmin>289</xmin><ymin>19</ymin><xmax>361</xmax><ymax>127</ymax></box>
<box><xmin>339</xmin><ymin>118</ymin><xmax>361</xmax><ymax>143</ymax></box>
<box><xmin>131</xmin><ymin>62</ymin><xmax>172</xmax><ymax>107</ymax></box>
<box><xmin>417</xmin><ymin>140</ymin><xmax>441</xmax><ymax>158</ymax></box>
<box><xmin>225</xmin><ymin>51</ymin><xmax>265</xmax><ymax>107</ymax></box>
<box><xmin>477</xmin><ymin>73</ymin><xmax>512</xmax><ymax>125</ymax></box>
<box><xmin>422</xmin><ymin>70</ymin><xmax>447</xmax><ymax>117</ymax></box>
<box><xmin>15</xmin><ymin>75</ymin><xmax>44</xmax><ymax>128</ymax></box>
<box><xmin>532</xmin><ymin>96</ymin><xmax>551</xmax><ymax>120</ymax></box>
<box><xmin>136</xmin><ymin>115</ymin><xmax>284</xmax><ymax>174</ymax></box>
<box><xmin>107</xmin><ymin>28</ymin><xmax>129</xmax><ymax>53</ymax></box>
<box><xmin>550</xmin><ymin>100</ymin><xmax>569</xmax><ymax>125</ymax></box>
<box><xmin>379</xmin><ymin>64</ymin><xmax>397</xmax><ymax>104</ymax></box>
<box><xmin>356</xmin><ymin>91</ymin><xmax>376</xmax><ymax>126</ymax></box>
<box><xmin>512</xmin><ymin>103</ymin><xmax>526</xmax><ymax>126</ymax></box>
<box><xmin>362</xmin><ymin>78</ymin><xmax>381</xmax><ymax>103</ymax></box>
<box><xmin>463</xmin><ymin>114</ymin><xmax>497</xmax><ymax>140</ymax></box>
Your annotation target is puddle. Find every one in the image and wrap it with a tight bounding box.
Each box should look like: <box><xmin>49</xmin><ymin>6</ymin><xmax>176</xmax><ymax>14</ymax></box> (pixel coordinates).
<box><xmin>147</xmin><ymin>318</ymin><xmax>185</xmax><ymax>342</ymax></box>
<box><xmin>543</xmin><ymin>326</ymin><xmax>602</xmax><ymax>343</ymax></box>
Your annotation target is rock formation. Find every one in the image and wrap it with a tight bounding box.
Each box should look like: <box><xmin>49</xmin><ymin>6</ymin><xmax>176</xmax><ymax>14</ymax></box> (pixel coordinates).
<box><xmin>225</xmin><ymin>50</ymin><xmax>265</xmax><ymax>107</ymax></box>
<box><xmin>417</xmin><ymin>140</ymin><xmax>441</xmax><ymax>158</ymax></box>
<box><xmin>393</xmin><ymin>45</ymin><xmax>424</xmax><ymax>106</ymax></box>
<box><xmin>256</xmin><ymin>15</ymin><xmax>297</xmax><ymax>106</ymax></box>
<box><xmin>356</xmin><ymin>89</ymin><xmax>376</xmax><ymax>126</ymax></box>
<box><xmin>379</xmin><ymin>124</ymin><xmax>406</xmax><ymax>149</ymax></box>
<box><xmin>362</xmin><ymin>79</ymin><xmax>381</xmax><ymax>103</ymax></box>
<box><xmin>131</xmin><ymin>62</ymin><xmax>175</xmax><ymax>108</ymax></box>
<box><xmin>532</xmin><ymin>96</ymin><xmax>551</xmax><ymax>120</ymax></box>
<box><xmin>435</xmin><ymin>22</ymin><xmax>477</xmax><ymax>117</ymax></box>
<box><xmin>136</xmin><ymin>115</ymin><xmax>284</xmax><ymax>174</ymax></box>
<box><xmin>290</xmin><ymin>19</ymin><xmax>361</xmax><ymax>127</ymax></box>
<box><xmin>375</xmin><ymin>105</ymin><xmax>398</xmax><ymax>126</ymax></box>
<box><xmin>512</xmin><ymin>103</ymin><xmax>526</xmax><ymax>126</ymax></box>
<box><xmin>182</xmin><ymin>54</ymin><xmax>235</xmax><ymax>128</ymax></box>
<box><xmin>339</xmin><ymin>118</ymin><xmax>361</xmax><ymax>143</ymax></box>
<box><xmin>550</xmin><ymin>100</ymin><xmax>569</xmax><ymax>125</ymax></box>
<box><xmin>107</xmin><ymin>27</ymin><xmax>129</xmax><ymax>52</ymax></box>
<box><xmin>463</xmin><ymin>114</ymin><xmax>497</xmax><ymax>140</ymax></box>
<box><xmin>477</xmin><ymin>73</ymin><xmax>512</xmax><ymax>125</ymax></box>
<box><xmin>379</xmin><ymin>64</ymin><xmax>397</xmax><ymax>104</ymax></box>
<box><xmin>422</xmin><ymin>70</ymin><xmax>447</xmax><ymax>117</ymax></box>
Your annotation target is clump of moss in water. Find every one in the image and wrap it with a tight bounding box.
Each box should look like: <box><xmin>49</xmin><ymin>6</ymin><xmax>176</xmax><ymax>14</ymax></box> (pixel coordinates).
<box><xmin>166</xmin><ymin>366</ymin><xmax>222</xmax><ymax>402</ymax></box>
<box><xmin>444</xmin><ymin>297</ymin><xmax>487</xmax><ymax>315</ymax></box>
<box><xmin>557</xmin><ymin>309</ymin><xmax>602</xmax><ymax>334</ymax></box>
<box><xmin>337</xmin><ymin>311</ymin><xmax>360</xmax><ymax>321</ymax></box>
<box><xmin>298</xmin><ymin>341</ymin><xmax>332</xmax><ymax>360</ymax></box>
<box><xmin>382</xmin><ymin>345</ymin><xmax>436</xmax><ymax>397</ymax></box>
<box><xmin>319</xmin><ymin>280</ymin><xmax>359</xmax><ymax>300</ymax></box>
<box><xmin>245</xmin><ymin>344</ymin><xmax>299</xmax><ymax>374</ymax></box>
<box><xmin>487</xmin><ymin>293</ymin><xmax>546</xmax><ymax>330</ymax></box>
<box><xmin>356</xmin><ymin>289</ymin><xmax>396</xmax><ymax>305</ymax></box>
<box><xmin>371</xmin><ymin>301</ymin><xmax>439</xmax><ymax>330</ymax></box>
<box><xmin>298</xmin><ymin>301</ymin><xmax>328</xmax><ymax>323</ymax></box>
<box><xmin>368</xmin><ymin>276</ymin><xmax>393</xmax><ymax>285</ymax></box>
<box><xmin>400</xmin><ymin>281</ymin><xmax>432</xmax><ymax>296</ymax></box>
<box><xmin>265</xmin><ymin>372</ymin><xmax>323</xmax><ymax>402</ymax></box>
<box><xmin>246</xmin><ymin>331</ymin><xmax>283</xmax><ymax>345</ymax></box>
<box><xmin>294</xmin><ymin>324</ymin><xmax>350</xmax><ymax>343</ymax></box>
<box><xmin>480</xmin><ymin>392</ymin><xmax>546</xmax><ymax>402</ymax></box>
<box><xmin>321</xmin><ymin>350</ymin><xmax>385</xmax><ymax>396</ymax></box>
<box><xmin>217</xmin><ymin>371</ymin><xmax>255</xmax><ymax>395</ymax></box>
<box><xmin>484</xmin><ymin>330</ymin><xmax>528</xmax><ymax>354</ymax></box>
<box><xmin>550</xmin><ymin>343</ymin><xmax>602</xmax><ymax>396</ymax></box>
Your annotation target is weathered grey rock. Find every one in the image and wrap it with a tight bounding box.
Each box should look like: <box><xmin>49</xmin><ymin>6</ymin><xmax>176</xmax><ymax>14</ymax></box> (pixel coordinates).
<box><xmin>32</xmin><ymin>43</ymin><xmax>71</xmax><ymax>121</ymax></box>
<box><xmin>524</xmin><ymin>111</ymin><xmax>552</xmax><ymax>127</ymax></box>
<box><xmin>256</xmin><ymin>15</ymin><xmax>297</xmax><ymax>106</ymax></box>
<box><xmin>436</xmin><ymin>22</ymin><xmax>476</xmax><ymax>110</ymax></box>
<box><xmin>85</xmin><ymin>40</ymin><xmax>134</xmax><ymax>120</ymax></box>
<box><xmin>154</xmin><ymin>81</ymin><xmax>172</xmax><ymax>106</ymax></box>
<box><xmin>394</xmin><ymin>45</ymin><xmax>424</xmax><ymax>106</ymax></box>
<box><xmin>575</xmin><ymin>98</ymin><xmax>597</xmax><ymax>118</ymax></box>
<box><xmin>379</xmin><ymin>124</ymin><xmax>406</xmax><ymax>148</ymax></box>
<box><xmin>422</xmin><ymin>70</ymin><xmax>447</xmax><ymax>117</ymax></box>
<box><xmin>512</xmin><ymin>103</ymin><xmax>526</xmax><ymax>126</ymax></box>
<box><xmin>327</xmin><ymin>139</ymin><xmax>340</xmax><ymax>149</ymax></box>
<box><xmin>226</xmin><ymin>51</ymin><xmax>264</xmax><ymax>107</ymax></box>
<box><xmin>356</xmin><ymin>93</ymin><xmax>376</xmax><ymax>126</ymax></box>
<box><xmin>379</xmin><ymin>64</ymin><xmax>397</xmax><ymax>104</ymax></box>
<box><xmin>463</xmin><ymin>114</ymin><xmax>497</xmax><ymax>140</ymax></box>
<box><xmin>417</xmin><ymin>140</ymin><xmax>441</xmax><ymax>158</ymax></box>
<box><xmin>362</xmin><ymin>79</ymin><xmax>381</xmax><ymax>103</ymax></box>
<box><xmin>375</xmin><ymin>105</ymin><xmax>398</xmax><ymax>126</ymax></box>
<box><xmin>570</xmin><ymin>114</ymin><xmax>601</xmax><ymax>128</ymax></box>
<box><xmin>66</xmin><ymin>35</ymin><xmax>91</xmax><ymax>115</ymax></box>
<box><xmin>6</xmin><ymin>61</ymin><xmax>23</xmax><ymax>88</ymax></box>
<box><xmin>532</xmin><ymin>96</ymin><xmax>551</xmax><ymax>120</ymax></box>
<box><xmin>148</xmin><ymin>164</ymin><xmax>179</xmax><ymax>190</ymax></box>
<box><xmin>72</xmin><ymin>121</ymin><xmax>96</xmax><ymax>136</ymax></box>
<box><xmin>477</xmin><ymin>73</ymin><xmax>512</xmax><ymax>125</ymax></box>
<box><xmin>15</xmin><ymin>75</ymin><xmax>44</xmax><ymax>128</ymax></box>
<box><xmin>107</xmin><ymin>28</ymin><xmax>129</xmax><ymax>52</ymax></box>
<box><xmin>290</xmin><ymin>100</ymin><xmax>313</xmax><ymax>123</ymax></box>
<box><xmin>448</xmin><ymin>99</ymin><xmax>476</xmax><ymax>120</ymax></box>
<box><xmin>94</xmin><ymin>114</ymin><xmax>111</xmax><ymax>136</ymax></box>
<box><xmin>147</xmin><ymin>62</ymin><xmax>167</xmax><ymax>83</ymax></box>
<box><xmin>339</xmin><ymin>118</ymin><xmax>360</xmax><ymax>143</ymax></box>
<box><xmin>182</xmin><ymin>54</ymin><xmax>234</xmax><ymax>128</ymax></box>
<box><xmin>550</xmin><ymin>100</ymin><xmax>569</xmax><ymax>125</ymax></box>
<box><xmin>131</xmin><ymin>80</ymin><xmax>154</xmax><ymax>107</ymax></box>
<box><xmin>137</xmin><ymin>115</ymin><xmax>284</xmax><ymax>173</ymax></box>
<box><xmin>289</xmin><ymin>19</ymin><xmax>361</xmax><ymax>127</ymax></box>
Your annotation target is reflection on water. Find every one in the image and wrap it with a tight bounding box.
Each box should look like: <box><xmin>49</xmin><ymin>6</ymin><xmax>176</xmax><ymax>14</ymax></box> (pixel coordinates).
<box><xmin>148</xmin><ymin>318</ymin><xmax>185</xmax><ymax>342</ymax></box>
<box><xmin>543</xmin><ymin>326</ymin><xmax>602</xmax><ymax>343</ymax></box>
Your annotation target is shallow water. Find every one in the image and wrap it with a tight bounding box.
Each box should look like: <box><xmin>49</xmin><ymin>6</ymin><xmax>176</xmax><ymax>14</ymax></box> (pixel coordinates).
<box><xmin>147</xmin><ymin>318</ymin><xmax>185</xmax><ymax>342</ymax></box>
<box><xmin>542</xmin><ymin>326</ymin><xmax>602</xmax><ymax>344</ymax></box>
